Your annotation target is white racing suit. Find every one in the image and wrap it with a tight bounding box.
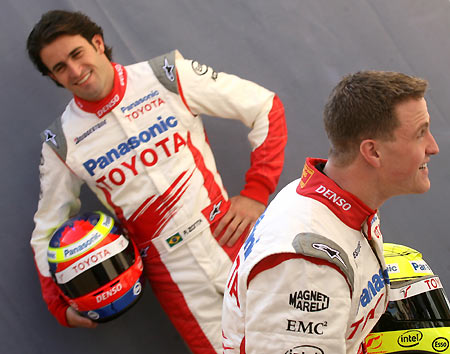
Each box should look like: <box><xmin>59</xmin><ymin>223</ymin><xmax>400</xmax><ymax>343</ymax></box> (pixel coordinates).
<box><xmin>222</xmin><ymin>158</ymin><xmax>389</xmax><ymax>354</ymax></box>
<box><xmin>31</xmin><ymin>50</ymin><xmax>287</xmax><ymax>353</ymax></box>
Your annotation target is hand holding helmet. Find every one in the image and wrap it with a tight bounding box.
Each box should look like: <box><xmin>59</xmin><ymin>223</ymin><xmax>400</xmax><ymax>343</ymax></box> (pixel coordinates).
<box><xmin>47</xmin><ymin>211</ymin><xmax>144</xmax><ymax>323</ymax></box>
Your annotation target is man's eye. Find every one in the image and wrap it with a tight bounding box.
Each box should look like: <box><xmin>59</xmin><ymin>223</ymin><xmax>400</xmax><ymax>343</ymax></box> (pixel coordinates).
<box><xmin>54</xmin><ymin>65</ymin><xmax>65</xmax><ymax>73</ymax></box>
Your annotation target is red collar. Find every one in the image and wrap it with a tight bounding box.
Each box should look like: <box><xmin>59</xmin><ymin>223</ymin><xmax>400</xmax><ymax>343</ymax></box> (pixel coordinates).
<box><xmin>74</xmin><ymin>63</ymin><xmax>127</xmax><ymax>118</ymax></box>
<box><xmin>297</xmin><ymin>157</ymin><xmax>376</xmax><ymax>231</ymax></box>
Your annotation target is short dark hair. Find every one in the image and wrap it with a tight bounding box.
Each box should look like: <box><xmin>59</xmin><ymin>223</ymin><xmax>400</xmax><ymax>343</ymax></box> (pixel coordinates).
<box><xmin>26</xmin><ymin>10</ymin><xmax>113</xmax><ymax>77</ymax></box>
<box><xmin>323</xmin><ymin>70</ymin><xmax>428</xmax><ymax>165</ymax></box>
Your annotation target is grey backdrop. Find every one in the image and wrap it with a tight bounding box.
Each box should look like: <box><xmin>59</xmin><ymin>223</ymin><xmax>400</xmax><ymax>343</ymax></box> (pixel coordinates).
<box><xmin>1</xmin><ymin>0</ymin><xmax>449</xmax><ymax>353</ymax></box>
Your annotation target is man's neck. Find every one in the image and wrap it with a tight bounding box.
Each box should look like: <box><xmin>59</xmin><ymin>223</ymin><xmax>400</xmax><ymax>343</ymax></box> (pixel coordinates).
<box><xmin>323</xmin><ymin>158</ymin><xmax>383</xmax><ymax>210</ymax></box>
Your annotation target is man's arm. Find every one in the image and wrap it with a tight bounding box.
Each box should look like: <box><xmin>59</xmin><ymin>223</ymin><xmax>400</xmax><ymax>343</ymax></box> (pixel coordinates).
<box><xmin>31</xmin><ymin>142</ymin><xmax>90</xmax><ymax>327</ymax></box>
<box><xmin>174</xmin><ymin>51</ymin><xmax>287</xmax><ymax>244</ymax></box>
<box><xmin>243</xmin><ymin>255</ymin><xmax>351</xmax><ymax>353</ymax></box>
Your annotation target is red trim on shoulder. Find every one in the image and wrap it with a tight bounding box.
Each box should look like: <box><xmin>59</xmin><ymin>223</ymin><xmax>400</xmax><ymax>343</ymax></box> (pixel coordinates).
<box><xmin>247</xmin><ymin>253</ymin><xmax>352</xmax><ymax>297</ymax></box>
<box><xmin>74</xmin><ymin>63</ymin><xmax>127</xmax><ymax>118</ymax></box>
<box><xmin>240</xmin><ymin>336</ymin><xmax>246</xmax><ymax>354</ymax></box>
<box><xmin>241</xmin><ymin>94</ymin><xmax>287</xmax><ymax>205</ymax></box>
<box><xmin>297</xmin><ymin>158</ymin><xmax>375</xmax><ymax>230</ymax></box>
<box><xmin>176</xmin><ymin>70</ymin><xmax>194</xmax><ymax>115</ymax></box>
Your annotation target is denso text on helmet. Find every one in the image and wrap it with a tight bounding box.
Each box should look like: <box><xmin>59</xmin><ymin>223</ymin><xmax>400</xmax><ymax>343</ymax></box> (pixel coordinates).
<box><xmin>96</xmin><ymin>283</ymin><xmax>123</xmax><ymax>303</ymax></box>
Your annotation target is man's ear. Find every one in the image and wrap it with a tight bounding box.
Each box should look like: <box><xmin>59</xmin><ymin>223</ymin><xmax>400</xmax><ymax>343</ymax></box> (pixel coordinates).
<box><xmin>360</xmin><ymin>139</ymin><xmax>381</xmax><ymax>168</ymax></box>
<box><xmin>91</xmin><ymin>34</ymin><xmax>105</xmax><ymax>54</ymax></box>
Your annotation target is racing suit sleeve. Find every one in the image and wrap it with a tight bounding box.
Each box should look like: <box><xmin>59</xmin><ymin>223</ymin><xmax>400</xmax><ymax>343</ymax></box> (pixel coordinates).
<box><xmin>174</xmin><ymin>51</ymin><xmax>287</xmax><ymax>205</ymax></box>
<box><xmin>238</xmin><ymin>255</ymin><xmax>351</xmax><ymax>353</ymax></box>
<box><xmin>31</xmin><ymin>142</ymin><xmax>83</xmax><ymax>326</ymax></box>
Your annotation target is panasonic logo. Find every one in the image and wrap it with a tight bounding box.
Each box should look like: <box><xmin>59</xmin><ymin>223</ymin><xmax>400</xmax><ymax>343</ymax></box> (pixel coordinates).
<box><xmin>63</xmin><ymin>231</ymin><xmax>103</xmax><ymax>258</ymax></box>
<box><xmin>360</xmin><ymin>268</ymin><xmax>388</xmax><ymax>307</ymax></box>
<box><xmin>82</xmin><ymin>115</ymin><xmax>178</xmax><ymax>176</ymax></box>
<box><xmin>120</xmin><ymin>90</ymin><xmax>159</xmax><ymax>113</ymax></box>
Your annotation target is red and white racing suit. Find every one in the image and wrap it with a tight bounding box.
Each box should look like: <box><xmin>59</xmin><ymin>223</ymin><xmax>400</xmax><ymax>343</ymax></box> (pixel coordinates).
<box><xmin>222</xmin><ymin>158</ymin><xmax>389</xmax><ymax>354</ymax></box>
<box><xmin>31</xmin><ymin>50</ymin><xmax>286</xmax><ymax>353</ymax></box>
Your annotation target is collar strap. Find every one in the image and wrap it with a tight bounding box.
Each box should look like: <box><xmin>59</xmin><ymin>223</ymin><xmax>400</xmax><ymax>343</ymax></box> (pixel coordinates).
<box><xmin>74</xmin><ymin>63</ymin><xmax>127</xmax><ymax>118</ymax></box>
<box><xmin>297</xmin><ymin>158</ymin><xmax>375</xmax><ymax>230</ymax></box>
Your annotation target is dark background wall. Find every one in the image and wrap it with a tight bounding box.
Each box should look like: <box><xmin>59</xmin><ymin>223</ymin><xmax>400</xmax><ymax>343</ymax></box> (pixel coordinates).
<box><xmin>1</xmin><ymin>0</ymin><xmax>449</xmax><ymax>352</ymax></box>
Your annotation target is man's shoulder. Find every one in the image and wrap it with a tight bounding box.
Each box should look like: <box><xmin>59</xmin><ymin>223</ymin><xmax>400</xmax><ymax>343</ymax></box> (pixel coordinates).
<box><xmin>40</xmin><ymin>114</ymin><xmax>67</xmax><ymax>161</ymax></box>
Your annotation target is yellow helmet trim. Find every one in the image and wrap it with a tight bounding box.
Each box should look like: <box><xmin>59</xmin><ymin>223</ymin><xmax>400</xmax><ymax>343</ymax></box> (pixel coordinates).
<box><xmin>366</xmin><ymin>328</ymin><xmax>450</xmax><ymax>353</ymax></box>
<box><xmin>383</xmin><ymin>243</ymin><xmax>434</xmax><ymax>282</ymax></box>
<box><xmin>47</xmin><ymin>212</ymin><xmax>114</xmax><ymax>263</ymax></box>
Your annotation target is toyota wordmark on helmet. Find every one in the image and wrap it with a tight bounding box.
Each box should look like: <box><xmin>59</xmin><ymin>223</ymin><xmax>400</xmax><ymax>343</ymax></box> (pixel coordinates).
<box><xmin>47</xmin><ymin>211</ymin><xmax>144</xmax><ymax>322</ymax></box>
<box><xmin>365</xmin><ymin>243</ymin><xmax>450</xmax><ymax>353</ymax></box>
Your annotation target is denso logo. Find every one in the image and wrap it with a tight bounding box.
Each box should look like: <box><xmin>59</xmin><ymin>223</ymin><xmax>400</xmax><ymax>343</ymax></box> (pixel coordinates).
<box><xmin>360</xmin><ymin>268</ymin><xmax>388</xmax><ymax>307</ymax></box>
<box><xmin>115</xmin><ymin>64</ymin><xmax>125</xmax><ymax>87</ymax></box>
<box><xmin>97</xmin><ymin>94</ymin><xmax>120</xmax><ymax>118</ymax></box>
<box><xmin>96</xmin><ymin>283</ymin><xmax>123</xmax><ymax>303</ymax></box>
<box><xmin>398</xmin><ymin>330</ymin><xmax>423</xmax><ymax>347</ymax></box>
<box><xmin>82</xmin><ymin>115</ymin><xmax>178</xmax><ymax>176</ymax></box>
<box><xmin>315</xmin><ymin>185</ymin><xmax>351</xmax><ymax>210</ymax></box>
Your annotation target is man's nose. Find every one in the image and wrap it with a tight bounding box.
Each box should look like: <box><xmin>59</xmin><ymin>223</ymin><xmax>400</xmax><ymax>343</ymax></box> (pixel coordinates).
<box><xmin>67</xmin><ymin>60</ymin><xmax>82</xmax><ymax>79</ymax></box>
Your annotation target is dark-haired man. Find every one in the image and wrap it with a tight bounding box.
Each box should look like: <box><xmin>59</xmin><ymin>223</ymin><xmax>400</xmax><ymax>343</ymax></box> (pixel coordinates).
<box><xmin>28</xmin><ymin>10</ymin><xmax>287</xmax><ymax>354</ymax></box>
<box><xmin>222</xmin><ymin>71</ymin><xmax>439</xmax><ymax>353</ymax></box>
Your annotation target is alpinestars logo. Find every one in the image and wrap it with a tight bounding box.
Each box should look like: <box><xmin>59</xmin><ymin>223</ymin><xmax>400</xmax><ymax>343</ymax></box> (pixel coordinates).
<box><xmin>163</xmin><ymin>57</ymin><xmax>175</xmax><ymax>81</ymax></box>
<box><xmin>44</xmin><ymin>129</ymin><xmax>57</xmax><ymax>147</ymax></box>
<box><xmin>312</xmin><ymin>243</ymin><xmax>346</xmax><ymax>267</ymax></box>
<box><xmin>209</xmin><ymin>201</ymin><xmax>222</xmax><ymax>221</ymax></box>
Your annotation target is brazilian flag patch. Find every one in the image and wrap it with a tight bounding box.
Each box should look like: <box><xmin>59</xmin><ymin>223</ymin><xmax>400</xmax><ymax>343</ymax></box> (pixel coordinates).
<box><xmin>166</xmin><ymin>233</ymin><xmax>183</xmax><ymax>248</ymax></box>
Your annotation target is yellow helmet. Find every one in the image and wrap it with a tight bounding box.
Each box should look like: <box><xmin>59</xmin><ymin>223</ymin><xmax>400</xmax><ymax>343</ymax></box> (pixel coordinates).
<box><xmin>365</xmin><ymin>243</ymin><xmax>450</xmax><ymax>353</ymax></box>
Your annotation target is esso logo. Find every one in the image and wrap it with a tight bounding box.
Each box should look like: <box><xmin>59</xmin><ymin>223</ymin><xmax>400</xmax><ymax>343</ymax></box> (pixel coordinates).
<box><xmin>432</xmin><ymin>337</ymin><xmax>449</xmax><ymax>352</ymax></box>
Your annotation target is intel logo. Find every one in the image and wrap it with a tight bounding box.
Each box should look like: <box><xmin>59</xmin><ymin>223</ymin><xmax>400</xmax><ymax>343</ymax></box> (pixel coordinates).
<box><xmin>398</xmin><ymin>330</ymin><xmax>423</xmax><ymax>347</ymax></box>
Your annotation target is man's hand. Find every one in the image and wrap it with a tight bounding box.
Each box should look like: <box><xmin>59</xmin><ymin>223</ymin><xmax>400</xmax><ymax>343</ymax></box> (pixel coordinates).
<box><xmin>66</xmin><ymin>306</ymin><xmax>98</xmax><ymax>328</ymax></box>
<box><xmin>213</xmin><ymin>195</ymin><xmax>265</xmax><ymax>247</ymax></box>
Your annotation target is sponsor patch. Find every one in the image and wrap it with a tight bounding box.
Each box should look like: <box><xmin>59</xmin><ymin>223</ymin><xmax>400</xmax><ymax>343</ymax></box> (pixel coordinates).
<box><xmin>360</xmin><ymin>268</ymin><xmax>388</xmax><ymax>307</ymax></box>
<box><xmin>209</xmin><ymin>201</ymin><xmax>222</xmax><ymax>221</ymax></box>
<box><xmin>163</xmin><ymin>57</ymin><xmax>175</xmax><ymax>81</ymax></box>
<box><xmin>74</xmin><ymin>119</ymin><xmax>107</xmax><ymax>144</ymax></box>
<box><xmin>191</xmin><ymin>60</ymin><xmax>218</xmax><ymax>80</ymax></box>
<box><xmin>300</xmin><ymin>162</ymin><xmax>314</xmax><ymax>188</ymax></box>
<box><xmin>353</xmin><ymin>241</ymin><xmax>361</xmax><ymax>259</ymax></box>
<box><xmin>432</xmin><ymin>337</ymin><xmax>449</xmax><ymax>352</ymax></box>
<box><xmin>289</xmin><ymin>290</ymin><xmax>329</xmax><ymax>312</ymax></box>
<box><xmin>44</xmin><ymin>129</ymin><xmax>58</xmax><ymax>147</ymax></box>
<box><xmin>312</xmin><ymin>243</ymin><xmax>346</xmax><ymax>267</ymax></box>
<box><xmin>285</xmin><ymin>345</ymin><xmax>324</xmax><ymax>354</ymax></box>
<box><xmin>410</xmin><ymin>260</ymin><xmax>432</xmax><ymax>273</ymax></box>
<box><xmin>286</xmin><ymin>319</ymin><xmax>327</xmax><ymax>335</ymax></box>
<box><xmin>166</xmin><ymin>233</ymin><xmax>183</xmax><ymax>247</ymax></box>
<box><xmin>397</xmin><ymin>330</ymin><xmax>423</xmax><ymax>348</ymax></box>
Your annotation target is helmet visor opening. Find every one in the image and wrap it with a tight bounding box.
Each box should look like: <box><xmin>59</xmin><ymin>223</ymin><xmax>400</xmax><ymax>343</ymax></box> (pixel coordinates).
<box><xmin>59</xmin><ymin>241</ymin><xmax>135</xmax><ymax>298</ymax></box>
<box><xmin>373</xmin><ymin>288</ymin><xmax>450</xmax><ymax>332</ymax></box>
